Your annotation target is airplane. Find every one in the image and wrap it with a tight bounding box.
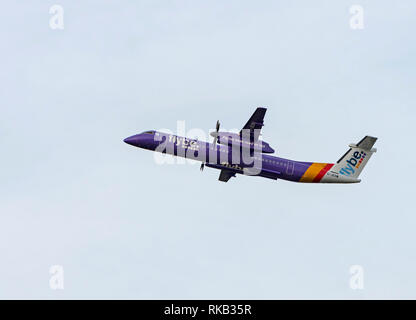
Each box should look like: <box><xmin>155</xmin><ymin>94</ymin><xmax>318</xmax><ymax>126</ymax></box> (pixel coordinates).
<box><xmin>123</xmin><ymin>107</ymin><xmax>377</xmax><ymax>183</ymax></box>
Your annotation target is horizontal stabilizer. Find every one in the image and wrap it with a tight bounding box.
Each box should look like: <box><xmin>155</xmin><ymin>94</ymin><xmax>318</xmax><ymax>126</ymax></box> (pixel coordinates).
<box><xmin>353</xmin><ymin>135</ymin><xmax>377</xmax><ymax>151</ymax></box>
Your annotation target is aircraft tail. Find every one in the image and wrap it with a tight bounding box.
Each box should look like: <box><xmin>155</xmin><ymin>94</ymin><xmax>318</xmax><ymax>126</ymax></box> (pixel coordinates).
<box><xmin>331</xmin><ymin>136</ymin><xmax>377</xmax><ymax>179</ymax></box>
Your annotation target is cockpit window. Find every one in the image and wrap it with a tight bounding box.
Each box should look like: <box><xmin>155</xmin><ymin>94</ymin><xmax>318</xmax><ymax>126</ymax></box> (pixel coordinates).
<box><xmin>143</xmin><ymin>131</ymin><xmax>154</xmax><ymax>135</ymax></box>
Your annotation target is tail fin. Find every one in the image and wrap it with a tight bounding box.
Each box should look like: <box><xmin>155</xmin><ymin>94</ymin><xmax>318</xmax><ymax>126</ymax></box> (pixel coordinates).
<box><xmin>331</xmin><ymin>136</ymin><xmax>377</xmax><ymax>179</ymax></box>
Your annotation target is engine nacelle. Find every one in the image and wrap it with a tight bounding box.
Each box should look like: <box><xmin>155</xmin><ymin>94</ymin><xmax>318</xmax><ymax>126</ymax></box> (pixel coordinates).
<box><xmin>210</xmin><ymin>131</ymin><xmax>275</xmax><ymax>153</ymax></box>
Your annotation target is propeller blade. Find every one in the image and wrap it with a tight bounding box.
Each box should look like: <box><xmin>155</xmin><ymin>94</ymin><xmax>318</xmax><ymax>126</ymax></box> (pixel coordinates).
<box><xmin>213</xmin><ymin>120</ymin><xmax>220</xmax><ymax>147</ymax></box>
<box><xmin>200</xmin><ymin>163</ymin><xmax>204</xmax><ymax>171</ymax></box>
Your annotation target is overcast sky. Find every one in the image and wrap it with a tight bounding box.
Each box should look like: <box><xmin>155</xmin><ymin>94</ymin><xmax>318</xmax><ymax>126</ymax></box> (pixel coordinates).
<box><xmin>1</xmin><ymin>1</ymin><xmax>415</xmax><ymax>299</ymax></box>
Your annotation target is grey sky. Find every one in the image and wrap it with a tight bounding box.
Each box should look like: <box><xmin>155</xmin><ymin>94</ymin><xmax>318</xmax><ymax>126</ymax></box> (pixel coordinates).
<box><xmin>0</xmin><ymin>1</ymin><xmax>415</xmax><ymax>299</ymax></box>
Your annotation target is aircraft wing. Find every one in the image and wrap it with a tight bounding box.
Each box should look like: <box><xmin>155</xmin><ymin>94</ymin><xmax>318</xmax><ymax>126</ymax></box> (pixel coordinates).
<box><xmin>218</xmin><ymin>169</ymin><xmax>236</xmax><ymax>182</ymax></box>
<box><xmin>239</xmin><ymin>107</ymin><xmax>267</xmax><ymax>142</ymax></box>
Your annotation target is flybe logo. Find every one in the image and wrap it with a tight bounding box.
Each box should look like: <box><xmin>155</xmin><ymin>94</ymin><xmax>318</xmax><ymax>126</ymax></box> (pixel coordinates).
<box><xmin>339</xmin><ymin>151</ymin><xmax>366</xmax><ymax>176</ymax></box>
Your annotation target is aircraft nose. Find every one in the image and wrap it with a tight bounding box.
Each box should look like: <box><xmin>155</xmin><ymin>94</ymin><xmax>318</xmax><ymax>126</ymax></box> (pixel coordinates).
<box><xmin>123</xmin><ymin>135</ymin><xmax>139</xmax><ymax>146</ymax></box>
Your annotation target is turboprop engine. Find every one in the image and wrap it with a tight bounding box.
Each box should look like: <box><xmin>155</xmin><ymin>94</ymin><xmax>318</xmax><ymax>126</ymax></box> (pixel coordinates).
<box><xmin>210</xmin><ymin>131</ymin><xmax>275</xmax><ymax>154</ymax></box>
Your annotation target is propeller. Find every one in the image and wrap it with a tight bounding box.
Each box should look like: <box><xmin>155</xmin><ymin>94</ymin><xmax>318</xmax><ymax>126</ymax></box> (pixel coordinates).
<box><xmin>202</xmin><ymin>120</ymin><xmax>220</xmax><ymax>173</ymax></box>
<box><xmin>212</xmin><ymin>120</ymin><xmax>220</xmax><ymax>147</ymax></box>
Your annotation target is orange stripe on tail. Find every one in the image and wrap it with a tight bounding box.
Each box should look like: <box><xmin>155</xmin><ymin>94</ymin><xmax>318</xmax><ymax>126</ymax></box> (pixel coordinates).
<box><xmin>299</xmin><ymin>163</ymin><xmax>327</xmax><ymax>182</ymax></box>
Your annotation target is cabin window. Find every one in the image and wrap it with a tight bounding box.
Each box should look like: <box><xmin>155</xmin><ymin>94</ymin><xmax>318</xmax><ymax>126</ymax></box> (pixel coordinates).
<box><xmin>143</xmin><ymin>131</ymin><xmax>154</xmax><ymax>134</ymax></box>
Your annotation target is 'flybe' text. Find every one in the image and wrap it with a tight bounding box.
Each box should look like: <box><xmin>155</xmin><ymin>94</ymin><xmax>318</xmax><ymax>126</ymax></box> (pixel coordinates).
<box><xmin>339</xmin><ymin>151</ymin><xmax>366</xmax><ymax>176</ymax></box>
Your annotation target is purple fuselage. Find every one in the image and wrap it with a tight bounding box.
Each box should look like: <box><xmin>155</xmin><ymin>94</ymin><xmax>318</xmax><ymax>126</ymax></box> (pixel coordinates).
<box><xmin>124</xmin><ymin>130</ymin><xmax>314</xmax><ymax>182</ymax></box>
